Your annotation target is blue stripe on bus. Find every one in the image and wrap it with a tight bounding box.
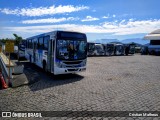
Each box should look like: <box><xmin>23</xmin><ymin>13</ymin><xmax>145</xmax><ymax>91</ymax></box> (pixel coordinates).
<box><xmin>38</xmin><ymin>50</ymin><xmax>43</xmax><ymax>54</ymax></box>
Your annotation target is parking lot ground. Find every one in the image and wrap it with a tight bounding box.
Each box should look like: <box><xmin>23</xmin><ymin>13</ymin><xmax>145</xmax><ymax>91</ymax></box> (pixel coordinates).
<box><xmin>0</xmin><ymin>55</ymin><xmax>160</xmax><ymax>120</ymax></box>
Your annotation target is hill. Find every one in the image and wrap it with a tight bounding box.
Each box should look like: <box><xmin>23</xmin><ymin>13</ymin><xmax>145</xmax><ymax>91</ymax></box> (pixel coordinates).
<box><xmin>92</xmin><ymin>38</ymin><xmax>149</xmax><ymax>45</ymax></box>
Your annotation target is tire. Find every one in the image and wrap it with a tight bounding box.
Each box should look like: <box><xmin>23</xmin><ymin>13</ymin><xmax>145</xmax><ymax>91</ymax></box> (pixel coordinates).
<box><xmin>114</xmin><ymin>49</ymin><xmax>116</xmax><ymax>55</ymax></box>
<box><xmin>43</xmin><ymin>61</ymin><xmax>47</xmax><ymax>72</ymax></box>
<box><xmin>150</xmin><ymin>50</ymin><xmax>155</xmax><ymax>55</ymax></box>
<box><xmin>29</xmin><ymin>55</ymin><xmax>32</xmax><ymax>63</ymax></box>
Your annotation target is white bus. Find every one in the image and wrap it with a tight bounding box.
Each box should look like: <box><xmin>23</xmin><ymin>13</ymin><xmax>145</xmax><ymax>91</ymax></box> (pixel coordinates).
<box><xmin>114</xmin><ymin>44</ymin><xmax>125</xmax><ymax>56</ymax></box>
<box><xmin>87</xmin><ymin>42</ymin><xmax>95</xmax><ymax>56</ymax></box>
<box><xmin>25</xmin><ymin>31</ymin><xmax>87</xmax><ymax>75</ymax></box>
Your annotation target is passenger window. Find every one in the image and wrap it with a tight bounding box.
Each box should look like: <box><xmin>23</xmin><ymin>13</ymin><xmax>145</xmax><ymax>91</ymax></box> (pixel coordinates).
<box><xmin>44</xmin><ymin>36</ymin><xmax>50</xmax><ymax>50</ymax></box>
<box><xmin>26</xmin><ymin>40</ymin><xmax>28</xmax><ymax>48</ymax></box>
<box><xmin>38</xmin><ymin>37</ymin><xmax>44</xmax><ymax>49</ymax></box>
<box><xmin>29</xmin><ymin>39</ymin><xmax>32</xmax><ymax>48</ymax></box>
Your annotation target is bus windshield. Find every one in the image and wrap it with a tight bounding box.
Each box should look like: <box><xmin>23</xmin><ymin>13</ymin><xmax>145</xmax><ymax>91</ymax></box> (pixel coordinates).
<box><xmin>88</xmin><ymin>43</ymin><xmax>95</xmax><ymax>51</ymax></box>
<box><xmin>95</xmin><ymin>44</ymin><xmax>104</xmax><ymax>52</ymax></box>
<box><xmin>116</xmin><ymin>45</ymin><xmax>124</xmax><ymax>52</ymax></box>
<box><xmin>57</xmin><ymin>39</ymin><xmax>87</xmax><ymax>60</ymax></box>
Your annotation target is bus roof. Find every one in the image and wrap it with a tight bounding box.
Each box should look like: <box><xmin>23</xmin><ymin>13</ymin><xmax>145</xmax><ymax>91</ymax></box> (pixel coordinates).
<box><xmin>26</xmin><ymin>30</ymin><xmax>85</xmax><ymax>40</ymax></box>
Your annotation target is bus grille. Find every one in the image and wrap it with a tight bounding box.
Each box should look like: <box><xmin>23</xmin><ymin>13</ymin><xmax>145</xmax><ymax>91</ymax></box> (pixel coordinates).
<box><xmin>67</xmin><ymin>69</ymin><xmax>78</xmax><ymax>71</ymax></box>
<box><xmin>63</xmin><ymin>61</ymin><xmax>82</xmax><ymax>64</ymax></box>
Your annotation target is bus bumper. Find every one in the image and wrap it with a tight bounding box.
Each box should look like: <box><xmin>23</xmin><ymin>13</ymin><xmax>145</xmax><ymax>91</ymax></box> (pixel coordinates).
<box><xmin>53</xmin><ymin>67</ymin><xmax>86</xmax><ymax>75</ymax></box>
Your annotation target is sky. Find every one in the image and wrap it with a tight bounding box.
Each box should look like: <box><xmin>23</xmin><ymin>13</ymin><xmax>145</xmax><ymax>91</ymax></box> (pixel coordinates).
<box><xmin>0</xmin><ymin>0</ymin><xmax>160</xmax><ymax>41</ymax></box>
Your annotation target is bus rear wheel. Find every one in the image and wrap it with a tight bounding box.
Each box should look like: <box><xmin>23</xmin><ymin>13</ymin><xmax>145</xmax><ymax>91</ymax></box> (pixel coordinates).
<box><xmin>150</xmin><ymin>50</ymin><xmax>155</xmax><ymax>55</ymax></box>
<box><xmin>43</xmin><ymin>61</ymin><xmax>47</xmax><ymax>72</ymax></box>
<box><xmin>29</xmin><ymin>55</ymin><xmax>32</xmax><ymax>63</ymax></box>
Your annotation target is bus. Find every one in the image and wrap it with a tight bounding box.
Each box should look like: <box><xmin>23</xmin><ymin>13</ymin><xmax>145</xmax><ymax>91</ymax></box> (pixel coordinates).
<box><xmin>25</xmin><ymin>31</ymin><xmax>87</xmax><ymax>75</ymax></box>
<box><xmin>124</xmin><ymin>43</ymin><xmax>135</xmax><ymax>55</ymax></box>
<box><xmin>114</xmin><ymin>44</ymin><xmax>125</xmax><ymax>55</ymax></box>
<box><xmin>87</xmin><ymin>42</ymin><xmax>95</xmax><ymax>56</ymax></box>
<box><xmin>128</xmin><ymin>43</ymin><xmax>135</xmax><ymax>54</ymax></box>
<box><xmin>87</xmin><ymin>43</ymin><xmax>105</xmax><ymax>56</ymax></box>
<box><xmin>94</xmin><ymin>43</ymin><xmax>105</xmax><ymax>56</ymax></box>
<box><xmin>105</xmin><ymin>43</ymin><xmax>115</xmax><ymax>56</ymax></box>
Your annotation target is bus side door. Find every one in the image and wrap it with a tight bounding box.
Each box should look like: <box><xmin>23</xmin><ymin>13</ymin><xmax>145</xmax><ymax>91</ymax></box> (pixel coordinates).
<box><xmin>33</xmin><ymin>39</ymin><xmax>37</xmax><ymax>63</ymax></box>
<box><xmin>47</xmin><ymin>39</ymin><xmax>54</xmax><ymax>73</ymax></box>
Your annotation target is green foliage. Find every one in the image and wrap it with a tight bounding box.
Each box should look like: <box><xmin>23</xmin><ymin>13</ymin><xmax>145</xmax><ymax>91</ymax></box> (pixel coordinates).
<box><xmin>13</xmin><ymin>33</ymin><xmax>23</xmax><ymax>45</ymax></box>
<box><xmin>0</xmin><ymin>34</ymin><xmax>23</xmax><ymax>46</ymax></box>
<box><xmin>0</xmin><ymin>38</ymin><xmax>12</xmax><ymax>44</ymax></box>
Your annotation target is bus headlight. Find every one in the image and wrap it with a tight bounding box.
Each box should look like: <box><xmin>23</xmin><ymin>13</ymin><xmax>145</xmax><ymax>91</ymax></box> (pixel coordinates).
<box><xmin>56</xmin><ymin>61</ymin><xmax>66</xmax><ymax>68</ymax></box>
<box><xmin>56</xmin><ymin>61</ymin><xmax>61</xmax><ymax>67</ymax></box>
<box><xmin>81</xmin><ymin>60</ymin><xmax>86</xmax><ymax>66</ymax></box>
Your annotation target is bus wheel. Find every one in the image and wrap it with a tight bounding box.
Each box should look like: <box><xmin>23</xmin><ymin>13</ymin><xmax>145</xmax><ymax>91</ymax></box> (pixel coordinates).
<box><xmin>29</xmin><ymin>55</ymin><xmax>32</xmax><ymax>63</ymax></box>
<box><xmin>43</xmin><ymin>61</ymin><xmax>47</xmax><ymax>72</ymax></box>
<box><xmin>150</xmin><ymin>50</ymin><xmax>155</xmax><ymax>55</ymax></box>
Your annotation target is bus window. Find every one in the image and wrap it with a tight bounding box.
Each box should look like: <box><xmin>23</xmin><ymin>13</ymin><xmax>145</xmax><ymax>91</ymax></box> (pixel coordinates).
<box><xmin>28</xmin><ymin>39</ymin><xmax>32</xmax><ymax>48</ymax></box>
<box><xmin>44</xmin><ymin>36</ymin><xmax>50</xmax><ymax>50</ymax></box>
<box><xmin>38</xmin><ymin>37</ymin><xmax>44</xmax><ymax>49</ymax></box>
<box><xmin>28</xmin><ymin>40</ymin><xmax>30</xmax><ymax>48</ymax></box>
<box><xmin>26</xmin><ymin>40</ymin><xmax>28</xmax><ymax>48</ymax></box>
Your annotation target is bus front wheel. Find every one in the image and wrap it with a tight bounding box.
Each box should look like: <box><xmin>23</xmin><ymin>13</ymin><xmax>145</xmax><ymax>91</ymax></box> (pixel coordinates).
<box><xmin>150</xmin><ymin>50</ymin><xmax>155</xmax><ymax>55</ymax></box>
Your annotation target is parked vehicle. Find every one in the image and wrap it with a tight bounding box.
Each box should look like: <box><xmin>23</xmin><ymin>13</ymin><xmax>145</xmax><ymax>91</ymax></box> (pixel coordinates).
<box><xmin>124</xmin><ymin>43</ymin><xmax>135</xmax><ymax>55</ymax></box>
<box><xmin>87</xmin><ymin>43</ymin><xmax>105</xmax><ymax>56</ymax></box>
<box><xmin>87</xmin><ymin>42</ymin><xmax>95</xmax><ymax>56</ymax></box>
<box><xmin>114</xmin><ymin>44</ymin><xmax>125</xmax><ymax>55</ymax></box>
<box><xmin>94</xmin><ymin>43</ymin><xmax>105</xmax><ymax>56</ymax></box>
<box><xmin>141</xmin><ymin>46</ymin><xmax>148</xmax><ymax>55</ymax></box>
<box><xmin>25</xmin><ymin>31</ymin><xmax>87</xmax><ymax>75</ymax></box>
<box><xmin>129</xmin><ymin>43</ymin><xmax>135</xmax><ymax>54</ymax></box>
<box><xmin>104</xmin><ymin>43</ymin><xmax>115</xmax><ymax>56</ymax></box>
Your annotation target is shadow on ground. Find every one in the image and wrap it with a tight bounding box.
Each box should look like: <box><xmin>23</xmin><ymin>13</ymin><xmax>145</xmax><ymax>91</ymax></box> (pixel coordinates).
<box><xmin>21</xmin><ymin>62</ymin><xmax>84</xmax><ymax>91</ymax></box>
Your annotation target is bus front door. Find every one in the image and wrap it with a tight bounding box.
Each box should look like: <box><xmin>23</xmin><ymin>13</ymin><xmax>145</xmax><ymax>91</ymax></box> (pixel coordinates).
<box><xmin>33</xmin><ymin>41</ymin><xmax>37</xmax><ymax>63</ymax></box>
<box><xmin>47</xmin><ymin>39</ymin><xmax>53</xmax><ymax>72</ymax></box>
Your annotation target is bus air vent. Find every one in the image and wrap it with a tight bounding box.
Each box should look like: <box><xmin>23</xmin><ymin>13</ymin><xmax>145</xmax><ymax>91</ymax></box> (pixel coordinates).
<box><xmin>68</xmin><ymin>69</ymin><xmax>78</xmax><ymax>71</ymax></box>
<box><xmin>63</xmin><ymin>61</ymin><xmax>82</xmax><ymax>64</ymax></box>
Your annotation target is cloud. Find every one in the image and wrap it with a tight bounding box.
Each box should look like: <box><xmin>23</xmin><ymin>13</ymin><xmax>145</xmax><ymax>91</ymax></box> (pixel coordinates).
<box><xmin>22</xmin><ymin>17</ymin><xmax>79</xmax><ymax>24</ymax></box>
<box><xmin>129</xmin><ymin>18</ymin><xmax>134</xmax><ymax>22</ymax></box>
<box><xmin>119</xmin><ymin>19</ymin><xmax>126</xmax><ymax>24</ymax></box>
<box><xmin>112</xmin><ymin>14</ymin><xmax>116</xmax><ymax>18</ymax></box>
<box><xmin>4</xmin><ymin>24</ymin><xmax>105</xmax><ymax>34</ymax></box>
<box><xmin>3</xmin><ymin>19</ymin><xmax>160</xmax><ymax>36</ymax></box>
<box><xmin>102</xmin><ymin>16</ymin><xmax>109</xmax><ymax>19</ymax></box>
<box><xmin>81</xmin><ymin>16</ymin><xmax>99</xmax><ymax>22</ymax></box>
<box><xmin>0</xmin><ymin>5</ymin><xmax>89</xmax><ymax>17</ymax></box>
<box><xmin>102</xmin><ymin>19</ymin><xmax>160</xmax><ymax>35</ymax></box>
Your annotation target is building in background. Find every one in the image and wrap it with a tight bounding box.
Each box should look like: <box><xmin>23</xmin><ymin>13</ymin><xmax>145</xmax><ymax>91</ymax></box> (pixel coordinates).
<box><xmin>144</xmin><ymin>29</ymin><xmax>160</xmax><ymax>55</ymax></box>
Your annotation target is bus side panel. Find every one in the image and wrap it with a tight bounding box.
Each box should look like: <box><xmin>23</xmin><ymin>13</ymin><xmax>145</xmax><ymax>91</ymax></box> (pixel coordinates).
<box><xmin>35</xmin><ymin>49</ymin><xmax>44</xmax><ymax>68</ymax></box>
<box><xmin>47</xmin><ymin>39</ymin><xmax>52</xmax><ymax>72</ymax></box>
<box><xmin>25</xmin><ymin>48</ymin><xmax>33</xmax><ymax>62</ymax></box>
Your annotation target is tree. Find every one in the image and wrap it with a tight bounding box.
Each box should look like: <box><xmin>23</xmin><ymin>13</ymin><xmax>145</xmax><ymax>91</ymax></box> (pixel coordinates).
<box><xmin>0</xmin><ymin>38</ymin><xmax>11</xmax><ymax>44</ymax></box>
<box><xmin>13</xmin><ymin>33</ymin><xmax>22</xmax><ymax>45</ymax></box>
<box><xmin>13</xmin><ymin>34</ymin><xmax>23</xmax><ymax>60</ymax></box>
